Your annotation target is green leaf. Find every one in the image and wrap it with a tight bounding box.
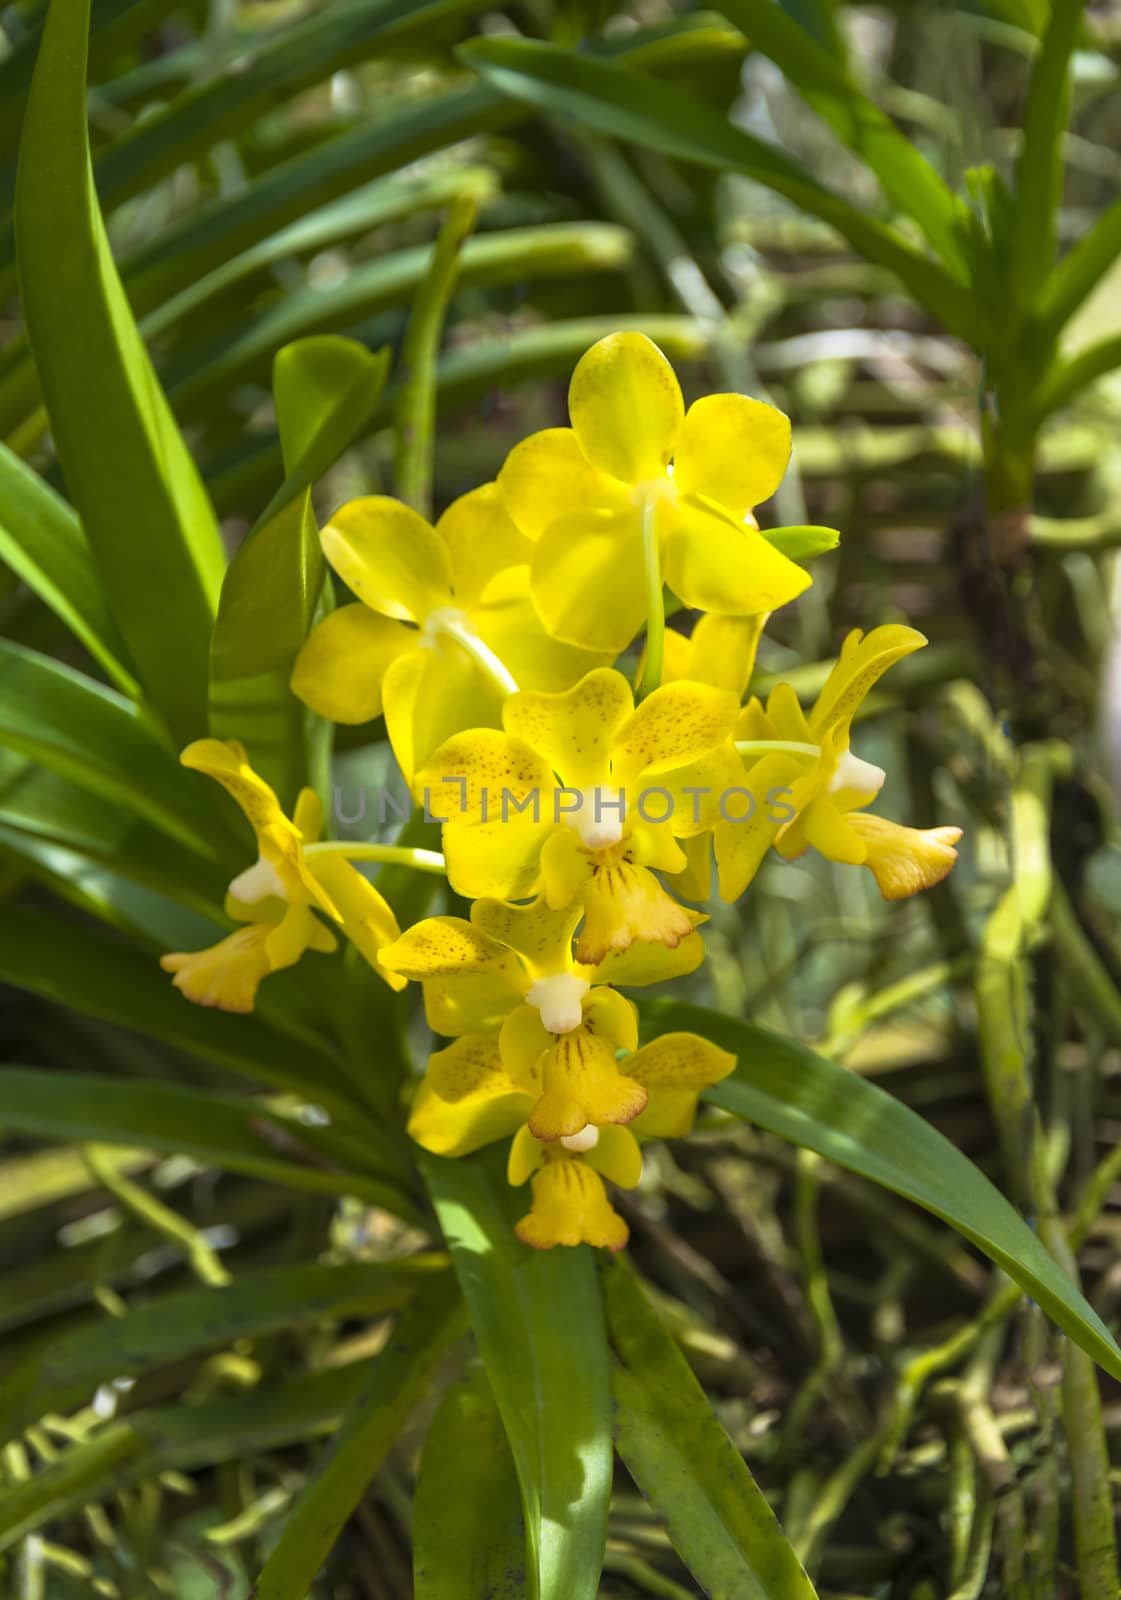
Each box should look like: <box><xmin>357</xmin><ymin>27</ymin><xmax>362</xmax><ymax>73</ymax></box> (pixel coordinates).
<box><xmin>648</xmin><ymin>1002</ymin><xmax>1121</xmax><ymax>1383</ymax></box>
<box><xmin>125</xmin><ymin>82</ymin><xmax>514</xmax><ymax>318</ymax></box>
<box><xmin>89</xmin><ymin>0</ymin><xmax>493</xmax><ymax>215</ymax></box>
<box><xmin>0</xmin><ymin>1257</ymin><xmax>445</xmax><ymax>1446</ymax></box>
<box><xmin>1034</xmin><ymin>192</ymin><xmax>1121</xmax><ymax>342</ymax></box>
<box><xmin>0</xmin><ymin>750</ymin><xmax>226</xmax><ymax>917</ymax></box>
<box><xmin>421</xmin><ymin>1147</ymin><xmax>612</xmax><ymax>1600</ymax></box>
<box><xmin>117</xmin><ymin>12</ymin><xmax>760</xmax><ymax>318</ymax></box>
<box><xmin>0</xmin><ymin>901</ymin><xmax>369</xmax><ymax>1119</ymax></box>
<box><xmin>718</xmin><ymin>0</ymin><xmax>970</xmax><ymax>277</ymax></box>
<box><xmin>14</xmin><ymin>0</ymin><xmax>226</xmax><ymax>742</ymax></box>
<box><xmin>1029</xmin><ymin>332</ymin><xmax>1121</xmax><ymax>425</ymax></box>
<box><xmin>0</xmin><ymin>641</ymin><xmax>229</xmax><ymax>859</ymax></box>
<box><xmin>165</xmin><ymin>222</ymin><xmax>633</xmax><ymax>419</ymax></box>
<box><xmin>395</xmin><ymin>191</ymin><xmax>483</xmax><ymax>517</ymax></box>
<box><xmin>252</xmin><ymin>1276</ymin><xmax>464</xmax><ymax>1600</ymax></box>
<box><xmin>778</xmin><ymin>0</ymin><xmax>844</xmax><ymax>58</ymax></box>
<box><xmin>604</xmin><ymin>1259</ymin><xmax>818</xmax><ymax>1600</ymax></box>
<box><xmin>0</xmin><ymin>1066</ymin><xmax>418</xmax><ymax>1216</ymax></box>
<box><xmin>461</xmin><ymin>38</ymin><xmax>978</xmax><ymax>340</ymax></box>
<box><xmin>1007</xmin><ymin>0</ymin><xmax>1086</xmax><ymax>311</ymax></box>
<box><xmin>414</xmin><ymin>1369</ymin><xmax>526</xmax><ymax>1600</ymax></box>
<box><xmin>208</xmin><ymin>337</ymin><xmax>389</xmax><ymax>805</ymax></box>
<box><xmin>0</xmin><ymin>443</ymin><xmax>137</xmax><ymax>695</ymax></box>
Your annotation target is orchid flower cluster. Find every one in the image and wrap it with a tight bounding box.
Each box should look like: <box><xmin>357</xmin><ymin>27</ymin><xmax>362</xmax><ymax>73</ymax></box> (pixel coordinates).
<box><xmin>162</xmin><ymin>333</ymin><xmax>962</xmax><ymax>1251</ymax></box>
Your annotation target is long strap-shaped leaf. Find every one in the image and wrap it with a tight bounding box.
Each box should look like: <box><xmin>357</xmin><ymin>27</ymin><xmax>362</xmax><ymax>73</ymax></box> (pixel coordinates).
<box><xmin>0</xmin><ymin>1066</ymin><xmax>418</xmax><ymax>1217</ymax></box>
<box><xmin>717</xmin><ymin>0</ymin><xmax>972</xmax><ymax>279</ymax></box>
<box><xmin>15</xmin><ymin>0</ymin><xmax>226</xmax><ymax>743</ymax></box>
<box><xmin>421</xmin><ymin>1146</ymin><xmax>613</xmax><ymax>1600</ymax></box>
<box><xmin>646</xmin><ymin>1001</ymin><xmax>1121</xmax><ymax>1383</ymax></box>
<box><xmin>1007</xmin><ymin>0</ymin><xmax>1087</xmax><ymax>312</ymax></box>
<box><xmin>0</xmin><ymin>904</ymin><xmax>369</xmax><ymax>1119</ymax></box>
<box><xmin>461</xmin><ymin>38</ymin><xmax>979</xmax><ymax>342</ymax></box>
<box><xmin>252</xmin><ymin>1275</ymin><xmax>465</xmax><ymax>1600</ymax></box>
<box><xmin>605</xmin><ymin>1259</ymin><xmax>818</xmax><ymax>1599</ymax></box>
<box><xmin>414</xmin><ymin>1369</ymin><xmax>527</xmax><ymax>1600</ymax></box>
<box><xmin>0</xmin><ymin>640</ymin><xmax>228</xmax><ymax>859</ymax></box>
<box><xmin>0</xmin><ymin>444</ymin><xmax>137</xmax><ymax>696</ymax></box>
<box><xmin>0</xmin><ymin>1257</ymin><xmax>445</xmax><ymax>1446</ymax></box>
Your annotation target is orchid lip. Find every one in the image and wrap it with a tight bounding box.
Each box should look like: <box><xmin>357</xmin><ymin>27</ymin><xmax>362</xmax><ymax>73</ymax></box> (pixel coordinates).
<box><xmin>228</xmin><ymin>856</ymin><xmax>287</xmax><ymax>904</ymax></box>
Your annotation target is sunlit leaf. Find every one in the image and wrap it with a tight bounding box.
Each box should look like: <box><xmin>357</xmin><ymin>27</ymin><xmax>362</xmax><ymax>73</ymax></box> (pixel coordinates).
<box><xmin>647</xmin><ymin>1001</ymin><xmax>1121</xmax><ymax>1383</ymax></box>
<box><xmin>421</xmin><ymin>1146</ymin><xmax>612</xmax><ymax>1600</ymax></box>
<box><xmin>14</xmin><ymin>0</ymin><xmax>226</xmax><ymax>741</ymax></box>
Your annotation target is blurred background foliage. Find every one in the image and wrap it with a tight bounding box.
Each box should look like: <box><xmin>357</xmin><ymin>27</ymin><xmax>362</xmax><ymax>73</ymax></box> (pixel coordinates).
<box><xmin>4</xmin><ymin>0</ymin><xmax>1121</xmax><ymax>1594</ymax></box>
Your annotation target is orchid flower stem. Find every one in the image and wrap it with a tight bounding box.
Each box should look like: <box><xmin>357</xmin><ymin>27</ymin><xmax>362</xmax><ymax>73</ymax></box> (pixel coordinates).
<box><xmin>639</xmin><ymin>496</ymin><xmax>664</xmax><ymax>698</ymax></box>
<box><xmin>394</xmin><ymin>191</ymin><xmax>480</xmax><ymax>518</ymax></box>
<box><xmin>437</xmin><ymin>613</ymin><xmax>520</xmax><ymax>698</ymax></box>
<box><xmin>304</xmin><ymin>842</ymin><xmax>447</xmax><ymax>875</ymax></box>
<box><xmin>735</xmin><ymin>739</ymin><xmax>820</xmax><ymax>759</ymax></box>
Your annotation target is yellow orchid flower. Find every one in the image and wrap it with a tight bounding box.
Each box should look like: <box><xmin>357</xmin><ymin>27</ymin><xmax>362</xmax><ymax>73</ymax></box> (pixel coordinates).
<box><xmin>380</xmin><ymin>895</ymin><xmax>707</xmax><ymax>1141</ymax></box>
<box><xmin>417</xmin><ymin>667</ymin><xmax>738</xmax><ymax>962</ymax></box>
<box><xmin>657</xmin><ymin>612</ymin><xmax>769</xmax><ymax>699</ymax></box>
<box><xmin>406</xmin><ymin>1027</ymin><xmax>733</xmax><ymax>1251</ymax></box>
<box><xmin>510</xmin><ymin>1133</ymin><xmax>639</xmax><ymax>1252</ymax></box>
<box><xmin>161</xmin><ymin>740</ymin><xmax>405</xmax><ymax>1012</ymax></box>
<box><xmin>496</xmin><ymin>331</ymin><xmax>819</xmax><ymax>654</ymax></box>
<box><xmin>290</xmin><ymin>484</ymin><xmax>606</xmax><ymax>785</ymax></box>
<box><xmin>713</xmin><ymin>626</ymin><xmax>963</xmax><ymax>901</ymax></box>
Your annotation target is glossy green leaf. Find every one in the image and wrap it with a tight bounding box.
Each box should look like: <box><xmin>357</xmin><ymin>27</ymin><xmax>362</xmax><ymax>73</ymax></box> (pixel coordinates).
<box><xmin>414</xmin><ymin>1369</ymin><xmax>526</xmax><ymax>1600</ymax></box>
<box><xmin>166</xmin><ymin>223</ymin><xmax>632</xmax><ymax>418</ymax></box>
<box><xmin>253</xmin><ymin>1275</ymin><xmax>464</xmax><ymax>1600</ymax></box>
<box><xmin>0</xmin><ymin>443</ymin><xmax>136</xmax><ymax>694</ymax></box>
<box><xmin>421</xmin><ymin>1147</ymin><xmax>612</xmax><ymax>1600</ymax></box>
<box><xmin>14</xmin><ymin>0</ymin><xmax>226</xmax><ymax>742</ymax></box>
<box><xmin>90</xmin><ymin>0</ymin><xmax>491</xmax><ymax>214</ymax></box>
<box><xmin>0</xmin><ymin>1257</ymin><xmax>446</xmax><ymax>1446</ymax></box>
<box><xmin>0</xmin><ymin>1066</ymin><xmax>416</xmax><ymax>1218</ymax></box>
<box><xmin>144</xmin><ymin>167</ymin><xmax>500</xmax><ymax>350</ymax></box>
<box><xmin>119</xmin><ymin>12</ymin><xmax>748</xmax><ymax>317</ymax></box>
<box><xmin>646</xmin><ymin>1001</ymin><xmax>1121</xmax><ymax>1383</ymax></box>
<box><xmin>461</xmin><ymin>38</ymin><xmax>978</xmax><ymax>340</ymax></box>
<box><xmin>0</xmin><ymin>902</ymin><xmax>374</xmax><ymax>1121</ymax></box>
<box><xmin>208</xmin><ymin>337</ymin><xmax>389</xmax><ymax>804</ymax></box>
<box><xmin>719</xmin><ymin>0</ymin><xmax>969</xmax><ymax>276</ymax></box>
<box><xmin>0</xmin><ymin>642</ymin><xmax>228</xmax><ymax>859</ymax></box>
<box><xmin>604</xmin><ymin>1259</ymin><xmax>817</xmax><ymax>1600</ymax></box>
<box><xmin>125</xmin><ymin>82</ymin><xmax>514</xmax><ymax>317</ymax></box>
<box><xmin>0</xmin><ymin>750</ymin><xmax>226</xmax><ymax>916</ymax></box>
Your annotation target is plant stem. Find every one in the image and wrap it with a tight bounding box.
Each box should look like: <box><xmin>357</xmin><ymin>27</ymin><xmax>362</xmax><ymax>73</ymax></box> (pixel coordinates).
<box><xmin>304</xmin><ymin>841</ymin><xmax>446</xmax><ymax>874</ymax></box>
<box><xmin>394</xmin><ymin>190</ymin><xmax>482</xmax><ymax>518</ymax></box>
